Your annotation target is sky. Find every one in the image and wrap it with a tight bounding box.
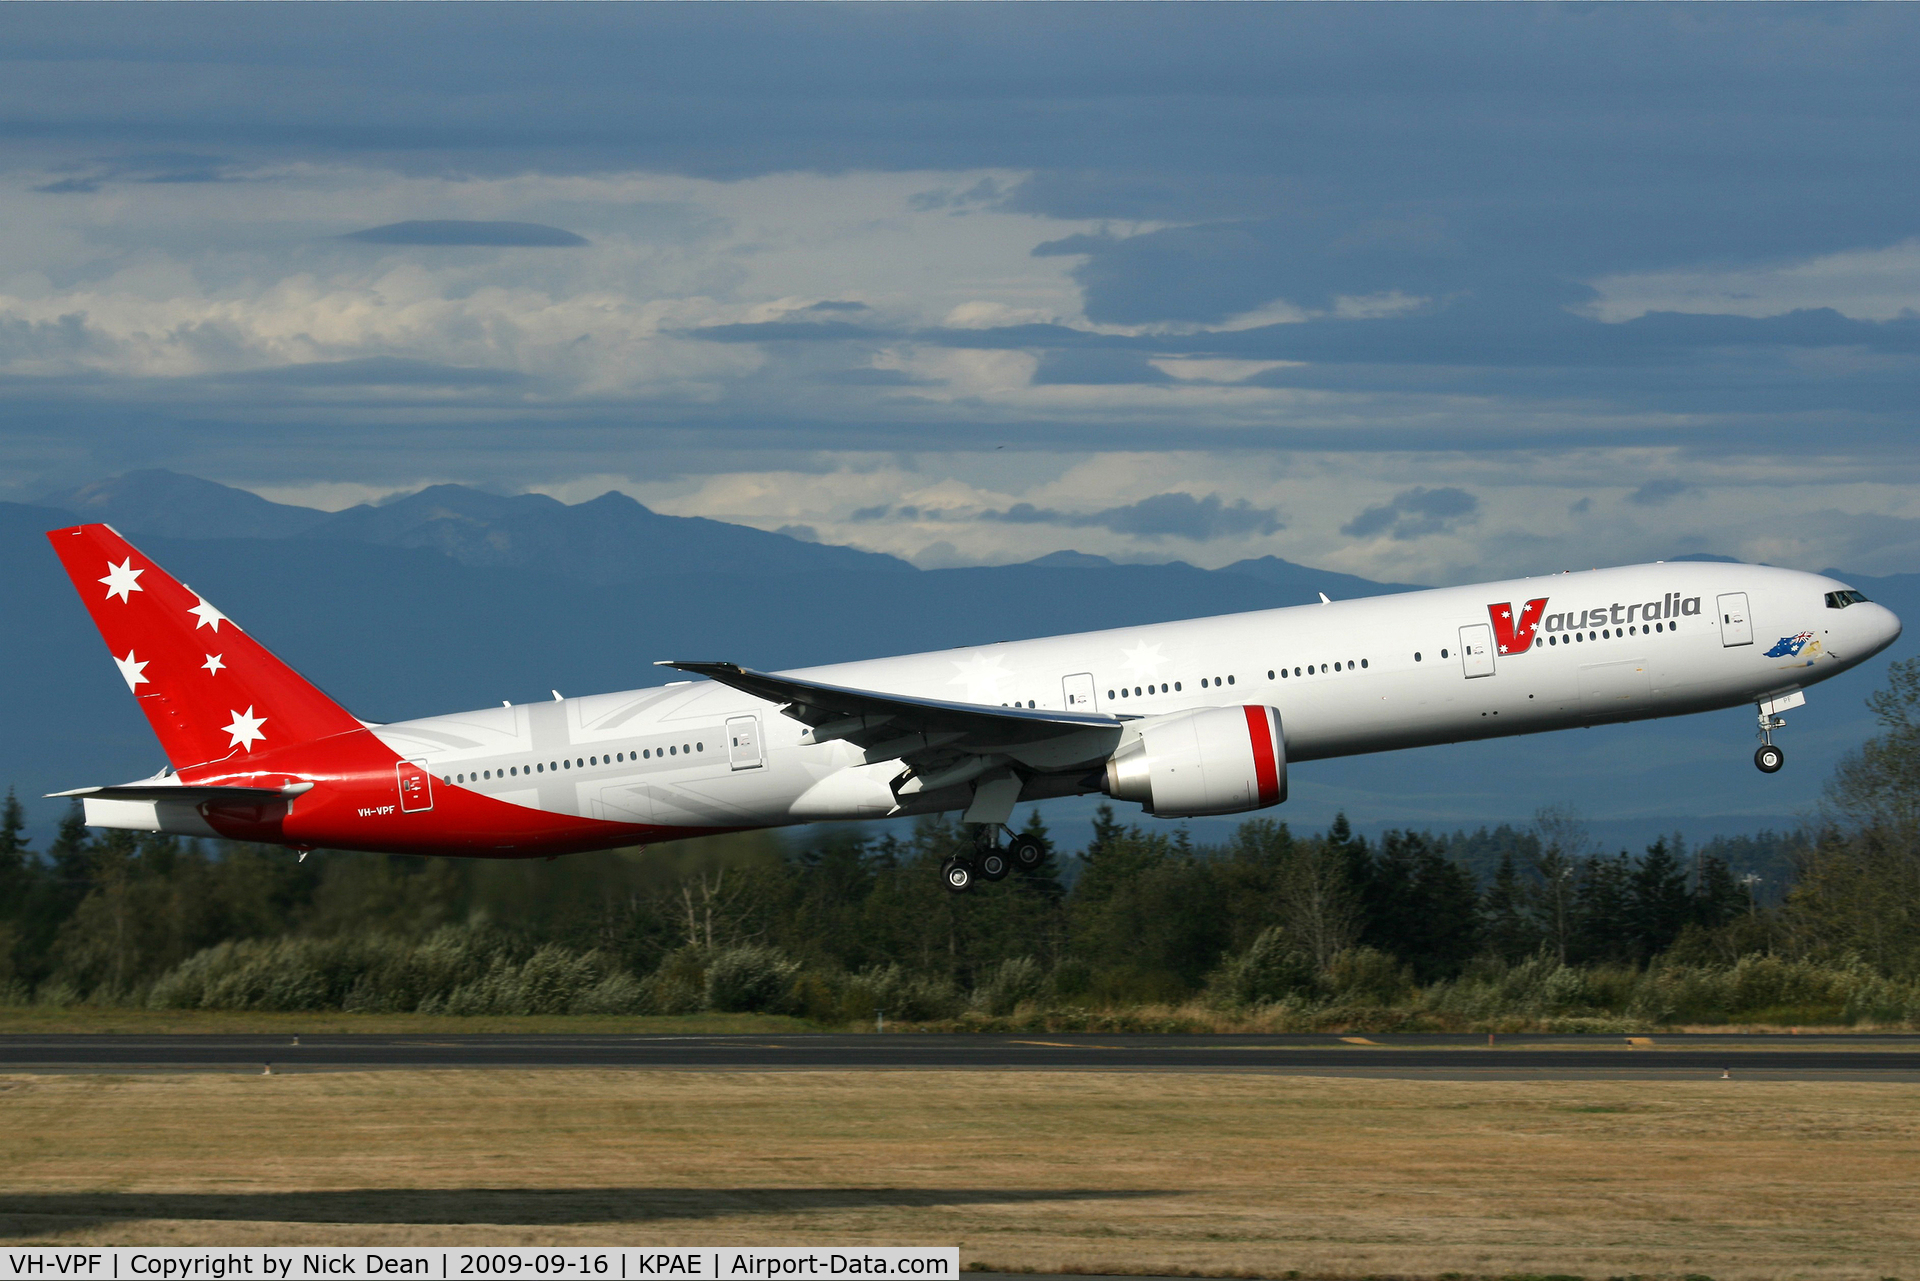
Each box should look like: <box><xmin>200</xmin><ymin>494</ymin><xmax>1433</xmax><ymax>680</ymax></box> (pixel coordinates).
<box><xmin>4</xmin><ymin>4</ymin><xmax>1920</xmax><ymax>585</ymax></box>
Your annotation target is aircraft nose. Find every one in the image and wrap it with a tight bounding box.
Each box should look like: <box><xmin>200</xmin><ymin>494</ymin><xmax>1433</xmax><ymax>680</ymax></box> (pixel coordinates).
<box><xmin>1861</xmin><ymin>601</ymin><xmax>1902</xmax><ymax>655</ymax></box>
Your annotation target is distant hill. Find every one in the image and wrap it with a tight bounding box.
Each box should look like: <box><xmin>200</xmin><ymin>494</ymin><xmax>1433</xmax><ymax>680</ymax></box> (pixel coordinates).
<box><xmin>40</xmin><ymin>469</ymin><xmax>915</xmax><ymax>585</ymax></box>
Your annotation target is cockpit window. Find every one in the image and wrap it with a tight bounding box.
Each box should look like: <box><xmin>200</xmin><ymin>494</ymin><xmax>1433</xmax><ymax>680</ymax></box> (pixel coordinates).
<box><xmin>1825</xmin><ymin>589</ymin><xmax>1870</xmax><ymax>609</ymax></box>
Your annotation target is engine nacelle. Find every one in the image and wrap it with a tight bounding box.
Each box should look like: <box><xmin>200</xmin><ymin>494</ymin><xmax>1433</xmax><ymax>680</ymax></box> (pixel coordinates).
<box><xmin>1104</xmin><ymin>705</ymin><xmax>1287</xmax><ymax>818</ymax></box>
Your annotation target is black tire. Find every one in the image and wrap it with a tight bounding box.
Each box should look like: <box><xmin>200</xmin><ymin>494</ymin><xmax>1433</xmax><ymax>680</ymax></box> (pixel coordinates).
<box><xmin>978</xmin><ymin>849</ymin><xmax>1011</xmax><ymax>882</ymax></box>
<box><xmin>1008</xmin><ymin>834</ymin><xmax>1046</xmax><ymax>871</ymax></box>
<box><xmin>942</xmin><ymin>857</ymin><xmax>976</xmax><ymax>893</ymax></box>
<box><xmin>1755</xmin><ymin>744</ymin><xmax>1785</xmax><ymax>774</ymax></box>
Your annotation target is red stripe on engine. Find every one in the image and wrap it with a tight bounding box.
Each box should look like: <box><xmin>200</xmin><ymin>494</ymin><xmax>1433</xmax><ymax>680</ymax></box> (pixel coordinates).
<box><xmin>1243</xmin><ymin>705</ymin><xmax>1280</xmax><ymax>806</ymax></box>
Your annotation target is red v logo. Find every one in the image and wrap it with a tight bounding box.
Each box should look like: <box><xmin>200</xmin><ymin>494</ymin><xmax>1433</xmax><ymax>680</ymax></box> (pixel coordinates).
<box><xmin>1488</xmin><ymin>598</ymin><xmax>1548</xmax><ymax>655</ymax></box>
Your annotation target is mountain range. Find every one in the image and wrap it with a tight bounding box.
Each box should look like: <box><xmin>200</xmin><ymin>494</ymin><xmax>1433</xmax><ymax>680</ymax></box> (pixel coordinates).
<box><xmin>6</xmin><ymin>470</ymin><xmax>1915</xmax><ymax>850</ymax></box>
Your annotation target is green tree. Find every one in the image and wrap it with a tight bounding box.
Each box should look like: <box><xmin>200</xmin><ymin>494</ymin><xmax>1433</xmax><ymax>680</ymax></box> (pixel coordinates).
<box><xmin>1480</xmin><ymin>851</ymin><xmax>1540</xmax><ymax>962</ymax></box>
<box><xmin>1630</xmin><ymin>838</ymin><xmax>1693</xmax><ymax>960</ymax></box>
<box><xmin>1787</xmin><ymin>657</ymin><xmax>1920</xmax><ymax>973</ymax></box>
<box><xmin>1570</xmin><ymin>852</ymin><xmax>1634</xmax><ymax>967</ymax></box>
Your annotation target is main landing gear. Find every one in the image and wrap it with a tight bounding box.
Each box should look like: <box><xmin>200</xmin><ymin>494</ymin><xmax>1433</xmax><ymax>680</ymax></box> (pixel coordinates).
<box><xmin>940</xmin><ymin>825</ymin><xmax>1049</xmax><ymax>893</ymax></box>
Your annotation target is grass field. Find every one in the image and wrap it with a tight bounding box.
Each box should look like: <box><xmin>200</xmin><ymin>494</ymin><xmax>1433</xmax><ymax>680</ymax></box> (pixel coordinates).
<box><xmin>0</xmin><ymin>1005</ymin><xmax>1905</xmax><ymax>1037</ymax></box>
<box><xmin>2</xmin><ymin>1069</ymin><xmax>1916</xmax><ymax>1280</ymax></box>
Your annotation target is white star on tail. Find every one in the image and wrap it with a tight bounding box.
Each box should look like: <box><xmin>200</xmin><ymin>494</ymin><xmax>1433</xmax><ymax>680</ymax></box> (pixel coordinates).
<box><xmin>222</xmin><ymin>706</ymin><xmax>267</xmax><ymax>751</ymax></box>
<box><xmin>202</xmin><ymin>653</ymin><xmax>225</xmax><ymax>674</ymax></box>
<box><xmin>99</xmin><ymin>558</ymin><xmax>144</xmax><ymax>602</ymax></box>
<box><xmin>186</xmin><ymin>591</ymin><xmax>229</xmax><ymax>632</ymax></box>
<box><xmin>114</xmin><ymin>650</ymin><xmax>149</xmax><ymax>690</ymax></box>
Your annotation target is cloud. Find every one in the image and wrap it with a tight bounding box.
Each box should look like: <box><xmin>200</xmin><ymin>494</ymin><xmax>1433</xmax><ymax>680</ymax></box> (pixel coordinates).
<box><xmin>219</xmin><ymin>357</ymin><xmax>532</xmax><ymax>388</ymax></box>
<box><xmin>981</xmin><ymin>492</ymin><xmax>1283</xmax><ymax>541</ymax></box>
<box><xmin>1627</xmin><ymin>478</ymin><xmax>1694</xmax><ymax>506</ymax></box>
<box><xmin>1341</xmin><ymin>487</ymin><xmax>1479</xmax><ymax>541</ymax></box>
<box><xmin>340</xmin><ymin>220</ymin><xmax>589</xmax><ymax>247</ymax></box>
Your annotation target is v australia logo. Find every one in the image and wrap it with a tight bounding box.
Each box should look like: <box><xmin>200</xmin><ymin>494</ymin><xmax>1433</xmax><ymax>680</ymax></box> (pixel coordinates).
<box><xmin>1487</xmin><ymin>598</ymin><xmax>1549</xmax><ymax>655</ymax></box>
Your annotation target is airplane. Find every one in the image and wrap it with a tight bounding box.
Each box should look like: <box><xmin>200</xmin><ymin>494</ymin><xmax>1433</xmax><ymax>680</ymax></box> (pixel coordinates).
<box><xmin>45</xmin><ymin>522</ymin><xmax>1902</xmax><ymax>891</ymax></box>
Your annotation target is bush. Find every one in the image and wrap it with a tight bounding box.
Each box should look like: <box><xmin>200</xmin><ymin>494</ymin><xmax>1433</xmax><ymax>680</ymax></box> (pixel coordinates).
<box><xmin>1323</xmin><ymin>947</ymin><xmax>1412</xmax><ymax>1005</ymax></box>
<box><xmin>643</xmin><ymin>948</ymin><xmax>709</xmax><ymax>1015</ymax></box>
<box><xmin>1209</xmin><ymin>927</ymin><xmax>1317</xmax><ymax>1008</ymax></box>
<box><xmin>971</xmin><ymin>957</ymin><xmax>1047</xmax><ymax>1016</ymax></box>
<box><xmin>705</xmin><ymin>945</ymin><xmax>799</xmax><ymax>1013</ymax></box>
<box><xmin>845</xmin><ymin>964</ymin><xmax>960</xmax><ymax>1022</ymax></box>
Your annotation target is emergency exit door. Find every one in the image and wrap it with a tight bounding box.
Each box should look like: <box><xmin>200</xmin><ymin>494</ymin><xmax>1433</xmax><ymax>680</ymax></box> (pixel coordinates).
<box><xmin>1458</xmin><ymin>624</ymin><xmax>1495</xmax><ymax>678</ymax></box>
<box><xmin>1062</xmin><ymin>672</ymin><xmax>1098</xmax><ymax>711</ymax></box>
<box><xmin>727</xmin><ymin>714</ymin><xmax>763</xmax><ymax>770</ymax></box>
<box><xmin>396</xmin><ymin>760</ymin><xmax>434</xmax><ymax>812</ymax></box>
<box><xmin>1717</xmin><ymin>593</ymin><xmax>1753</xmax><ymax>647</ymax></box>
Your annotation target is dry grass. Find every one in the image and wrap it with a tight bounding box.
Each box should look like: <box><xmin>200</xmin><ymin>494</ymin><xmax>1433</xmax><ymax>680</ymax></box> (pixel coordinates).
<box><xmin>2</xmin><ymin>1004</ymin><xmax>1909</xmax><ymax>1038</ymax></box>
<box><xmin>3</xmin><ymin>1070</ymin><xmax>1917</xmax><ymax>1280</ymax></box>
<box><xmin>0</xmin><ymin>1006</ymin><xmax>817</xmax><ymax>1035</ymax></box>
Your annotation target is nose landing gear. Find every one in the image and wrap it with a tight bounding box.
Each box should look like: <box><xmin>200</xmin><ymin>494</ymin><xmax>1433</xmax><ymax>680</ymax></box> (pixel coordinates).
<box><xmin>1753</xmin><ymin>693</ymin><xmax>1801</xmax><ymax>773</ymax></box>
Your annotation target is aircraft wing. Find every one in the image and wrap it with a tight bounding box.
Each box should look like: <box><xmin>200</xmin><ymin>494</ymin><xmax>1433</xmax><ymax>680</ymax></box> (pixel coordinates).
<box><xmin>656</xmin><ymin>660</ymin><xmax>1125</xmax><ymax>762</ymax></box>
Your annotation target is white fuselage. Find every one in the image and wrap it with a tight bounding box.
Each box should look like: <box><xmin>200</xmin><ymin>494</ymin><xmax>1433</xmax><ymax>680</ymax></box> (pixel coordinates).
<box><xmin>368</xmin><ymin>561</ymin><xmax>1901</xmax><ymax>832</ymax></box>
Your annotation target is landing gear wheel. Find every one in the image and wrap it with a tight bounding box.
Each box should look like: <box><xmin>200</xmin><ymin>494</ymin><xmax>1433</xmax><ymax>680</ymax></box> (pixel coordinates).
<box><xmin>1755</xmin><ymin>744</ymin><xmax>1785</xmax><ymax>774</ymax></box>
<box><xmin>1007</xmin><ymin>833</ymin><xmax>1046</xmax><ymax>872</ymax></box>
<box><xmin>977</xmin><ymin>848</ymin><xmax>1011</xmax><ymax>882</ymax></box>
<box><xmin>941</xmin><ymin>857</ymin><xmax>977</xmax><ymax>893</ymax></box>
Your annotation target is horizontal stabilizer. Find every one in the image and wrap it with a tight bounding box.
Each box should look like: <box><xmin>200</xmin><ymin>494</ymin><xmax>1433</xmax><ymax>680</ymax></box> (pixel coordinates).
<box><xmin>48</xmin><ymin>781</ymin><xmax>314</xmax><ymax>803</ymax></box>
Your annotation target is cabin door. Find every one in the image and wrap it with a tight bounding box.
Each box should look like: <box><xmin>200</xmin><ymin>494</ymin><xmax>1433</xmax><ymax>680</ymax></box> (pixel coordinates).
<box><xmin>1062</xmin><ymin>672</ymin><xmax>1098</xmax><ymax>711</ymax></box>
<box><xmin>396</xmin><ymin>760</ymin><xmax>434</xmax><ymax>813</ymax></box>
<box><xmin>727</xmin><ymin>714</ymin><xmax>764</xmax><ymax>770</ymax></box>
<box><xmin>1458</xmin><ymin>624</ymin><xmax>1495</xmax><ymax>678</ymax></box>
<box><xmin>1717</xmin><ymin>593</ymin><xmax>1753</xmax><ymax>647</ymax></box>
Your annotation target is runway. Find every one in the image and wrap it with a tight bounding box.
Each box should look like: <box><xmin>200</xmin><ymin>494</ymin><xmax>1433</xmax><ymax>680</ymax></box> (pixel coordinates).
<box><xmin>3</xmin><ymin>1032</ymin><xmax>1917</xmax><ymax>1077</ymax></box>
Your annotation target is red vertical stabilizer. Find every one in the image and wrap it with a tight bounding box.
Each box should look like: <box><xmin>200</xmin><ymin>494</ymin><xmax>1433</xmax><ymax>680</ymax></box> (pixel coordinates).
<box><xmin>46</xmin><ymin>524</ymin><xmax>364</xmax><ymax>770</ymax></box>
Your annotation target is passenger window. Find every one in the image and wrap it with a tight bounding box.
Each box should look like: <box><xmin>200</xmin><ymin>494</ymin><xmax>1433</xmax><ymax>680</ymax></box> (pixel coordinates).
<box><xmin>1440</xmin><ymin>649</ymin><xmax>1449</xmax><ymax>659</ymax></box>
<box><xmin>1414</xmin><ymin>652</ymin><xmax>1422</xmax><ymax>662</ymax></box>
<box><xmin>1174</xmin><ymin>682</ymin><xmax>1182</xmax><ymax>691</ymax></box>
<box><xmin>1361</xmin><ymin>659</ymin><xmax>1369</xmax><ymax>669</ymax></box>
<box><xmin>1227</xmin><ymin>675</ymin><xmax>1235</xmax><ymax>685</ymax></box>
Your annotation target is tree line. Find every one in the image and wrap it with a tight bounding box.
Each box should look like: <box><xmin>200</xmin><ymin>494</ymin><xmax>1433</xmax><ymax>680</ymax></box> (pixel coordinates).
<box><xmin>1</xmin><ymin>659</ymin><xmax>1916</xmax><ymax>1028</ymax></box>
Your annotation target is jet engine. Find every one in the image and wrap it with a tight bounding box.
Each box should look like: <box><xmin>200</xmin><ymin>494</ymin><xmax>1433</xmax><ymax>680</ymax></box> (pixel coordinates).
<box><xmin>1103</xmin><ymin>705</ymin><xmax>1286</xmax><ymax>818</ymax></box>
